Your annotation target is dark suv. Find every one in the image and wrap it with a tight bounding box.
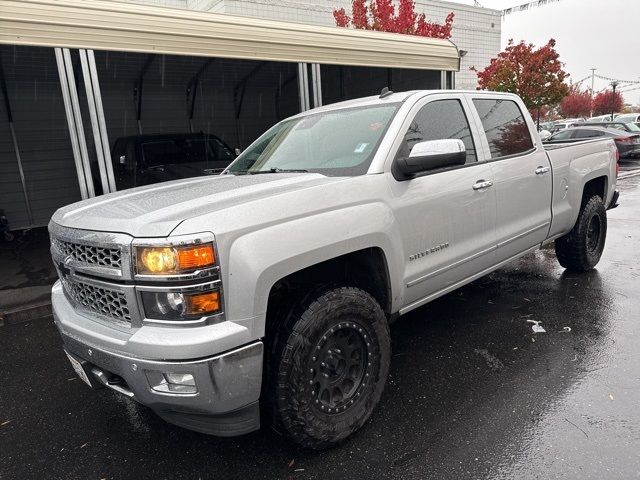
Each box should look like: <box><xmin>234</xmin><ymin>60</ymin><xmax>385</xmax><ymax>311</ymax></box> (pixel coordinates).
<box><xmin>110</xmin><ymin>133</ymin><xmax>236</xmax><ymax>190</ymax></box>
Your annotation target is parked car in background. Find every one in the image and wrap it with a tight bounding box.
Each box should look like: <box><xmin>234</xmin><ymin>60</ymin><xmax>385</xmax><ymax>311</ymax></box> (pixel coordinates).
<box><xmin>111</xmin><ymin>133</ymin><xmax>237</xmax><ymax>190</ymax></box>
<box><xmin>544</xmin><ymin>126</ymin><xmax>640</xmax><ymax>159</ymax></box>
<box><xmin>588</xmin><ymin>114</ymin><xmax>613</xmax><ymax>123</ymax></box>
<box><xmin>550</xmin><ymin>122</ymin><xmax>572</xmax><ymax>133</ymax></box>
<box><xmin>539</xmin><ymin>129</ymin><xmax>552</xmax><ymax>141</ymax></box>
<box><xmin>574</xmin><ymin>122</ymin><xmax>640</xmax><ymax>134</ymax></box>
<box><xmin>614</xmin><ymin>113</ymin><xmax>640</xmax><ymax>124</ymax></box>
<box><xmin>538</xmin><ymin>121</ymin><xmax>555</xmax><ymax>132</ymax></box>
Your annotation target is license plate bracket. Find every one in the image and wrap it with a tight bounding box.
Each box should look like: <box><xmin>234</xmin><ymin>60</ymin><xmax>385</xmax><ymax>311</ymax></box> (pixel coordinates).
<box><xmin>65</xmin><ymin>351</ymin><xmax>94</xmax><ymax>388</ymax></box>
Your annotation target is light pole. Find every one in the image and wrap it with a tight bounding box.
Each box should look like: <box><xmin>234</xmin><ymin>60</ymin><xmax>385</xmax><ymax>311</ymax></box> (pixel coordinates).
<box><xmin>590</xmin><ymin>67</ymin><xmax>597</xmax><ymax>117</ymax></box>
<box><xmin>610</xmin><ymin>80</ymin><xmax>619</xmax><ymax>120</ymax></box>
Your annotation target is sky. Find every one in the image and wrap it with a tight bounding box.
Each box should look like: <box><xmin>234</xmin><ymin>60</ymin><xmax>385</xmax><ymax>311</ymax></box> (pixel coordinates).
<box><xmin>452</xmin><ymin>0</ymin><xmax>640</xmax><ymax>105</ymax></box>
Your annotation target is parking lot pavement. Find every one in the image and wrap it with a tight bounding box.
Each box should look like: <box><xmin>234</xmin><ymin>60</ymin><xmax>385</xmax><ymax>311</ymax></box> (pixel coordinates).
<box><xmin>1</xmin><ymin>176</ymin><xmax>639</xmax><ymax>480</ymax></box>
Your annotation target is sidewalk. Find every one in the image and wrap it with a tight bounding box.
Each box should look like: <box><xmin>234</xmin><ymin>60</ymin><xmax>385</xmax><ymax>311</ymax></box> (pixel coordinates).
<box><xmin>0</xmin><ymin>227</ymin><xmax>57</xmax><ymax>326</ymax></box>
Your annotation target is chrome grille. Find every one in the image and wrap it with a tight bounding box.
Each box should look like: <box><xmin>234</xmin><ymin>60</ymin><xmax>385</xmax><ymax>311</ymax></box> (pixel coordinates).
<box><xmin>52</xmin><ymin>238</ymin><xmax>122</xmax><ymax>268</ymax></box>
<box><xmin>61</xmin><ymin>277</ymin><xmax>131</xmax><ymax>324</ymax></box>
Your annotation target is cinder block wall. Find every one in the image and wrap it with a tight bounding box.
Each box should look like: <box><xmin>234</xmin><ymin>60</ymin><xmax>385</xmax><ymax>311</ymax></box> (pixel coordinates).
<box><xmin>120</xmin><ymin>0</ymin><xmax>502</xmax><ymax>90</ymax></box>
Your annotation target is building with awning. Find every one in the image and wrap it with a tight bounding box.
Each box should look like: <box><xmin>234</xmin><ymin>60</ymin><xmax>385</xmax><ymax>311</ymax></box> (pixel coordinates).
<box><xmin>0</xmin><ymin>0</ymin><xmax>493</xmax><ymax>231</ymax></box>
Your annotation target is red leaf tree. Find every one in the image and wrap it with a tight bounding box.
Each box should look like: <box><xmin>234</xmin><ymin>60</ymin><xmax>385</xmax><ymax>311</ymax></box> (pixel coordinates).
<box><xmin>334</xmin><ymin>0</ymin><xmax>454</xmax><ymax>39</ymax></box>
<box><xmin>559</xmin><ymin>84</ymin><xmax>592</xmax><ymax>118</ymax></box>
<box><xmin>592</xmin><ymin>90</ymin><xmax>624</xmax><ymax>116</ymax></box>
<box><xmin>472</xmin><ymin>39</ymin><xmax>569</xmax><ymax>124</ymax></box>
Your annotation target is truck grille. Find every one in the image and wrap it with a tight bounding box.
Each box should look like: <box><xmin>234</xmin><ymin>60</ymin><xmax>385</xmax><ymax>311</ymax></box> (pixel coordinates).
<box><xmin>61</xmin><ymin>277</ymin><xmax>132</xmax><ymax>324</ymax></box>
<box><xmin>52</xmin><ymin>238</ymin><xmax>122</xmax><ymax>269</ymax></box>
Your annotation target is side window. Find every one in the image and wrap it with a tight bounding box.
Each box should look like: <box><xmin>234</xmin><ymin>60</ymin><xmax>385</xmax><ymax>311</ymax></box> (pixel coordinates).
<box><xmin>473</xmin><ymin>99</ymin><xmax>535</xmax><ymax>158</ymax></box>
<box><xmin>574</xmin><ymin>130</ymin><xmax>604</xmax><ymax>139</ymax></box>
<box><xmin>550</xmin><ymin>130</ymin><xmax>574</xmax><ymax>140</ymax></box>
<box><xmin>400</xmin><ymin>99</ymin><xmax>477</xmax><ymax>164</ymax></box>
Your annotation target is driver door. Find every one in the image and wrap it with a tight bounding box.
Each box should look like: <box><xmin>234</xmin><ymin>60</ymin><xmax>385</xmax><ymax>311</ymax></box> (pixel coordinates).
<box><xmin>386</xmin><ymin>95</ymin><xmax>498</xmax><ymax>310</ymax></box>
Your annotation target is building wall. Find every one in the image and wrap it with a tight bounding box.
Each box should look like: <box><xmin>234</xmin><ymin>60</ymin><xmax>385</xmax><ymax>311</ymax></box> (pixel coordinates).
<box><xmin>122</xmin><ymin>0</ymin><xmax>501</xmax><ymax>91</ymax></box>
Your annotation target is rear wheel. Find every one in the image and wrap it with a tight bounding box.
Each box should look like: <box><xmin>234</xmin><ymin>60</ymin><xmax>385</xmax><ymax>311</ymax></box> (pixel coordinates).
<box><xmin>555</xmin><ymin>194</ymin><xmax>607</xmax><ymax>271</ymax></box>
<box><xmin>267</xmin><ymin>286</ymin><xmax>390</xmax><ymax>450</ymax></box>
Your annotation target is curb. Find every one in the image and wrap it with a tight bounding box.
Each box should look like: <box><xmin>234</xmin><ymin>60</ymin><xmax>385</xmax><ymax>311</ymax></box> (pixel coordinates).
<box><xmin>0</xmin><ymin>302</ymin><xmax>52</xmax><ymax>327</ymax></box>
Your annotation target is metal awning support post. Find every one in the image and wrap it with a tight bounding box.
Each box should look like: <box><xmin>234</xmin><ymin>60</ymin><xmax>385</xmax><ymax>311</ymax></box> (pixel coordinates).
<box><xmin>0</xmin><ymin>51</ymin><xmax>34</xmax><ymax>225</ymax></box>
<box><xmin>87</xmin><ymin>50</ymin><xmax>115</xmax><ymax>192</ymax></box>
<box><xmin>55</xmin><ymin>47</ymin><xmax>93</xmax><ymax>199</ymax></box>
<box><xmin>79</xmin><ymin>48</ymin><xmax>110</xmax><ymax>194</ymax></box>
<box><xmin>297</xmin><ymin>62</ymin><xmax>310</xmax><ymax>112</ymax></box>
<box><xmin>310</xmin><ymin>63</ymin><xmax>322</xmax><ymax>108</ymax></box>
<box><xmin>62</xmin><ymin>48</ymin><xmax>94</xmax><ymax>197</ymax></box>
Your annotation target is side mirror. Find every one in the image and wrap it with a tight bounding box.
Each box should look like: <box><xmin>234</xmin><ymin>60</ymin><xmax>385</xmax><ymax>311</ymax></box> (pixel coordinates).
<box><xmin>394</xmin><ymin>139</ymin><xmax>466</xmax><ymax>179</ymax></box>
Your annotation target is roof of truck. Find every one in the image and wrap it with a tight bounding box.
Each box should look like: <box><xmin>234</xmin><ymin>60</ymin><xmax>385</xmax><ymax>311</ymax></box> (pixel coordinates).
<box><xmin>294</xmin><ymin>89</ymin><xmax>520</xmax><ymax>117</ymax></box>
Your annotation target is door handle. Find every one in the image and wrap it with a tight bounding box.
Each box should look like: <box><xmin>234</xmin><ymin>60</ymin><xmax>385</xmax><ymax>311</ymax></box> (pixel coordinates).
<box><xmin>535</xmin><ymin>166</ymin><xmax>550</xmax><ymax>175</ymax></box>
<box><xmin>472</xmin><ymin>180</ymin><xmax>493</xmax><ymax>190</ymax></box>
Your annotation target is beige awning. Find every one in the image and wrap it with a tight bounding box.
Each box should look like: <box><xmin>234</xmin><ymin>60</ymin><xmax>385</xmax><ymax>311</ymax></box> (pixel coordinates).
<box><xmin>0</xmin><ymin>0</ymin><xmax>460</xmax><ymax>71</ymax></box>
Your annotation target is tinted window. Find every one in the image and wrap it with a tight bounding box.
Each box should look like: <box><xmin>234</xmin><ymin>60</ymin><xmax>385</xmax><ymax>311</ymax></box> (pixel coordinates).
<box><xmin>399</xmin><ymin>99</ymin><xmax>476</xmax><ymax>164</ymax></box>
<box><xmin>473</xmin><ymin>99</ymin><xmax>534</xmax><ymax>158</ymax></box>
<box><xmin>574</xmin><ymin>129</ymin><xmax>604</xmax><ymax>139</ymax></box>
<box><xmin>550</xmin><ymin>130</ymin><xmax>574</xmax><ymax>140</ymax></box>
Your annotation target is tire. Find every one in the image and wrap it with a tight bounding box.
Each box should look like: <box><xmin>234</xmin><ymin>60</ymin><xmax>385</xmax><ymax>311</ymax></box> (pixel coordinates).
<box><xmin>555</xmin><ymin>194</ymin><xmax>607</xmax><ymax>272</ymax></box>
<box><xmin>267</xmin><ymin>286</ymin><xmax>390</xmax><ymax>450</ymax></box>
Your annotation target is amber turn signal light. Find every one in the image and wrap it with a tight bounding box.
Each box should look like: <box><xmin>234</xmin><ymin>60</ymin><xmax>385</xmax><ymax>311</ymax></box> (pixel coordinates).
<box><xmin>177</xmin><ymin>245</ymin><xmax>215</xmax><ymax>270</ymax></box>
<box><xmin>185</xmin><ymin>291</ymin><xmax>220</xmax><ymax>315</ymax></box>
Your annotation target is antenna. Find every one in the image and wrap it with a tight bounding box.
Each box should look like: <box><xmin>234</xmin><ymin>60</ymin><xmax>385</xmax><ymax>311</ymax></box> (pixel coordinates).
<box><xmin>379</xmin><ymin>87</ymin><xmax>393</xmax><ymax>98</ymax></box>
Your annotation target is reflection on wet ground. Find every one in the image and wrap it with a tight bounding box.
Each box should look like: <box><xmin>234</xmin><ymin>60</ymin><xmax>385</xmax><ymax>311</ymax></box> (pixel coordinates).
<box><xmin>1</xmin><ymin>177</ymin><xmax>639</xmax><ymax>480</ymax></box>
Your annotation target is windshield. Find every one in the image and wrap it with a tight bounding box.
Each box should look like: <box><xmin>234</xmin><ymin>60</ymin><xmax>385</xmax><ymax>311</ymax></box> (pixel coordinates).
<box><xmin>226</xmin><ymin>104</ymin><xmax>399</xmax><ymax>176</ymax></box>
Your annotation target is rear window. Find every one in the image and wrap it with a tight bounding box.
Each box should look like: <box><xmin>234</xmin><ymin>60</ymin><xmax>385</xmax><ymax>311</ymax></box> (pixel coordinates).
<box><xmin>473</xmin><ymin>99</ymin><xmax>534</xmax><ymax>158</ymax></box>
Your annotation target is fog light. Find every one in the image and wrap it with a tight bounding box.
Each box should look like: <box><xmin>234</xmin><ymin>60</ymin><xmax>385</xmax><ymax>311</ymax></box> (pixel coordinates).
<box><xmin>147</xmin><ymin>371</ymin><xmax>198</xmax><ymax>394</ymax></box>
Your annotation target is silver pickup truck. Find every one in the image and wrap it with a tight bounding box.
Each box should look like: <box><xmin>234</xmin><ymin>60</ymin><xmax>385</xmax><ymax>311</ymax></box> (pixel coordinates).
<box><xmin>50</xmin><ymin>90</ymin><xmax>619</xmax><ymax>449</ymax></box>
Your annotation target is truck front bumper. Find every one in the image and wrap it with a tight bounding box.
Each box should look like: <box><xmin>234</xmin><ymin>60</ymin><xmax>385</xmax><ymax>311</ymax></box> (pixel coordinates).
<box><xmin>53</xmin><ymin>283</ymin><xmax>263</xmax><ymax>437</ymax></box>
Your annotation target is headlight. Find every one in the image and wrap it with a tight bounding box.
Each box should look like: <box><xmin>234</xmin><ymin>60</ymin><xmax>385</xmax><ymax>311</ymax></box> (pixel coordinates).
<box><xmin>141</xmin><ymin>289</ymin><xmax>221</xmax><ymax>321</ymax></box>
<box><xmin>136</xmin><ymin>243</ymin><xmax>215</xmax><ymax>275</ymax></box>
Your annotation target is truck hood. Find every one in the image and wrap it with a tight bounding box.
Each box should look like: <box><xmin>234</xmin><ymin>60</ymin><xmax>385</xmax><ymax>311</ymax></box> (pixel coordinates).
<box><xmin>52</xmin><ymin>173</ymin><xmax>342</xmax><ymax>237</ymax></box>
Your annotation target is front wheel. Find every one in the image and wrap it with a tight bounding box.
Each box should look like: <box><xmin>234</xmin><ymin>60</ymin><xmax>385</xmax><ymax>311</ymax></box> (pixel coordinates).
<box><xmin>555</xmin><ymin>194</ymin><xmax>607</xmax><ymax>272</ymax></box>
<box><xmin>267</xmin><ymin>287</ymin><xmax>390</xmax><ymax>450</ymax></box>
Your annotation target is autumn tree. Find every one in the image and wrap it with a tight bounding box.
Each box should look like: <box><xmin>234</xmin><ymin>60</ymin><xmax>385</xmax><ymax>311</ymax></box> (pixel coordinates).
<box><xmin>333</xmin><ymin>0</ymin><xmax>454</xmax><ymax>39</ymax></box>
<box><xmin>559</xmin><ymin>84</ymin><xmax>592</xmax><ymax>118</ymax></box>
<box><xmin>592</xmin><ymin>89</ymin><xmax>624</xmax><ymax>116</ymax></box>
<box><xmin>472</xmin><ymin>39</ymin><xmax>569</xmax><ymax>126</ymax></box>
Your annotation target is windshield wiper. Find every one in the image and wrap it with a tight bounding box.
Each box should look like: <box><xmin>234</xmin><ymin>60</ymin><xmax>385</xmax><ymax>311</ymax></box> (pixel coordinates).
<box><xmin>268</xmin><ymin>168</ymin><xmax>309</xmax><ymax>173</ymax></box>
<box><xmin>230</xmin><ymin>168</ymin><xmax>309</xmax><ymax>175</ymax></box>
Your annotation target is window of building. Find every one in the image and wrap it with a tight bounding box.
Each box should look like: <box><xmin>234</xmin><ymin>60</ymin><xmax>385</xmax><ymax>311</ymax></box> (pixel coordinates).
<box><xmin>398</xmin><ymin>99</ymin><xmax>476</xmax><ymax>164</ymax></box>
<box><xmin>473</xmin><ymin>99</ymin><xmax>534</xmax><ymax>158</ymax></box>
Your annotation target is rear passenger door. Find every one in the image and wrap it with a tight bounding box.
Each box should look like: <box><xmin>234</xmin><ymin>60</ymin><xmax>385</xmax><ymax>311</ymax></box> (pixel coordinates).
<box><xmin>471</xmin><ymin>97</ymin><xmax>552</xmax><ymax>260</ymax></box>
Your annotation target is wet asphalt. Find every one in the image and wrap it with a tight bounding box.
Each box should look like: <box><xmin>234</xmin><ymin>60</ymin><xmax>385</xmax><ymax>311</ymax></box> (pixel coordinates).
<box><xmin>2</xmin><ymin>172</ymin><xmax>640</xmax><ymax>480</ymax></box>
